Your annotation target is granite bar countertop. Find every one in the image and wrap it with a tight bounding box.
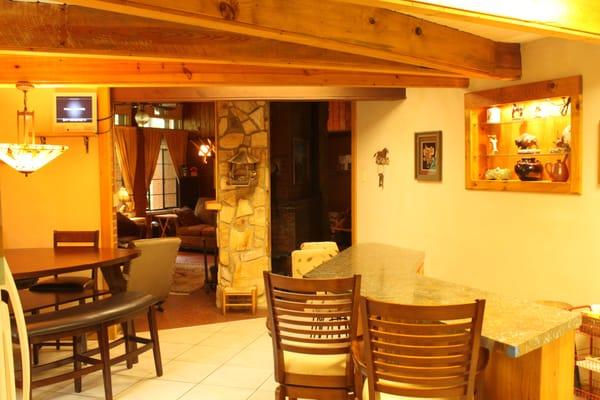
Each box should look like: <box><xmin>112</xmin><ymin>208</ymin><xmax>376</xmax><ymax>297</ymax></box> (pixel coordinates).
<box><xmin>305</xmin><ymin>243</ymin><xmax>581</xmax><ymax>358</ymax></box>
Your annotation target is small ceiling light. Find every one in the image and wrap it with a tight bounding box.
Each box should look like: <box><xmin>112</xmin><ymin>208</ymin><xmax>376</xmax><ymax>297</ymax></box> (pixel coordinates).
<box><xmin>0</xmin><ymin>82</ymin><xmax>68</xmax><ymax>176</ymax></box>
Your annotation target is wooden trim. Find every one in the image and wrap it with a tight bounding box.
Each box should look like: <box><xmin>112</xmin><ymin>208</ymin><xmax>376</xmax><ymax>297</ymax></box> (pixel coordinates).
<box><xmin>338</xmin><ymin>0</ymin><xmax>600</xmax><ymax>43</ymax></box>
<box><xmin>351</xmin><ymin>101</ymin><xmax>357</xmax><ymax>246</ymax></box>
<box><xmin>61</xmin><ymin>0</ymin><xmax>521</xmax><ymax>79</ymax></box>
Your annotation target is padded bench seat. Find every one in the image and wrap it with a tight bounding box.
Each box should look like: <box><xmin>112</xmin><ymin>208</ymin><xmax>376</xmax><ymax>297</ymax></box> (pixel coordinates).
<box><xmin>12</xmin><ymin>291</ymin><xmax>162</xmax><ymax>400</ymax></box>
<box><xmin>16</xmin><ymin>292</ymin><xmax>156</xmax><ymax>340</ymax></box>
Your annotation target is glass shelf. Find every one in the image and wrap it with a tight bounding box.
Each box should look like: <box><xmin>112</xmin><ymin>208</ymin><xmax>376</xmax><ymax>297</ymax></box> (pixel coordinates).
<box><xmin>480</xmin><ymin>114</ymin><xmax>570</xmax><ymax>127</ymax></box>
<box><xmin>475</xmin><ymin>152</ymin><xmax>570</xmax><ymax>158</ymax></box>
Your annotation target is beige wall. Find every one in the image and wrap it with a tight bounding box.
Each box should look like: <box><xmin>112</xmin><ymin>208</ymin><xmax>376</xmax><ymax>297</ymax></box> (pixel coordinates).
<box><xmin>356</xmin><ymin>37</ymin><xmax>600</xmax><ymax>306</ymax></box>
<box><xmin>0</xmin><ymin>88</ymin><xmax>101</xmax><ymax>248</ymax></box>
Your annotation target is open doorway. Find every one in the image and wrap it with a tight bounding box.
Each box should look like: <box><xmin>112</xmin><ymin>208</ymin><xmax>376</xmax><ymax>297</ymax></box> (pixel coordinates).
<box><xmin>270</xmin><ymin>101</ymin><xmax>352</xmax><ymax>276</ymax></box>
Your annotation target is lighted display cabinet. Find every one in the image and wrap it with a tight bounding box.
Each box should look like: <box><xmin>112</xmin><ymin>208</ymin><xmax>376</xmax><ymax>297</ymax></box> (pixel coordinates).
<box><xmin>465</xmin><ymin>76</ymin><xmax>581</xmax><ymax>194</ymax></box>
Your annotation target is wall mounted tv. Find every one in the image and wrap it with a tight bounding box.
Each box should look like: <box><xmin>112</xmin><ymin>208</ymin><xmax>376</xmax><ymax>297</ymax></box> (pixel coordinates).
<box><xmin>53</xmin><ymin>92</ymin><xmax>97</xmax><ymax>133</ymax></box>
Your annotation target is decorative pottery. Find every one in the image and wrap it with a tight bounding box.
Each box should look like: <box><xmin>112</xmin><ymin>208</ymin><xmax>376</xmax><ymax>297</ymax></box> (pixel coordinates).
<box><xmin>484</xmin><ymin>167</ymin><xmax>511</xmax><ymax>180</ymax></box>
<box><xmin>514</xmin><ymin>158</ymin><xmax>543</xmax><ymax>181</ymax></box>
<box><xmin>545</xmin><ymin>154</ymin><xmax>569</xmax><ymax>182</ymax></box>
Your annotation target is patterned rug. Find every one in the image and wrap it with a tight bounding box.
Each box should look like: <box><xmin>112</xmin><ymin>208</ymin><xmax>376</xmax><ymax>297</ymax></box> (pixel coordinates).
<box><xmin>170</xmin><ymin>262</ymin><xmax>205</xmax><ymax>295</ymax></box>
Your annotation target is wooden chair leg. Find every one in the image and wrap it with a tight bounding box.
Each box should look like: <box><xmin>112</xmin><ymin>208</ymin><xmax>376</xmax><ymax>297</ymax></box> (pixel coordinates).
<box><xmin>275</xmin><ymin>385</ymin><xmax>285</xmax><ymax>400</ymax></box>
<box><xmin>121</xmin><ymin>322</ymin><xmax>133</xmax><ymax>369</ymax></box>
<box><xmin>98</xmin><ymin>325</ymin><xmax>113</xmax><ymax>400</ymax></box>
<box><xmin>73</xmin><ymin>335</ymin><xmax>82</xmax><ymax>392</ymax></box>
<box><xmin>147</xmin><ymin>306</ymin><xmax>163</xmax><ymax>377</ymax></box>
<box><xmin>129</xmin><ymin>320</ymin><xmax>139</xmax><ymax>364</ymax></box>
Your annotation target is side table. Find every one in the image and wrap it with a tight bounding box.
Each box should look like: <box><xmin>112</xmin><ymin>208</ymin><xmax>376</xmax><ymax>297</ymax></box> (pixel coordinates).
<box><xmin>154</xmin><ymin>214</ymin><xmax>178</xmax><ymax>238</ymax></box>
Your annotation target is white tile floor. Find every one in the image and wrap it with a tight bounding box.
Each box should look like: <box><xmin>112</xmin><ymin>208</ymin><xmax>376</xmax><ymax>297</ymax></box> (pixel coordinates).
<box><xmin>20</xmin><ymin>318</ymin><xmax>278</xmax><ymax>400</ymax></box>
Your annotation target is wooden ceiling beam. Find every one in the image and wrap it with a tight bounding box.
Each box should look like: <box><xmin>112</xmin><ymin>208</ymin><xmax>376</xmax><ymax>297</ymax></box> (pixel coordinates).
<box><xmin>61</xmin><ymin>0</ymin><xmax>521</xmax><ymax>79</ymax></box>
<box><xmin>338</xmin><ymin>0</ymin><xmax>600</xmax><ymax>42</ymax></box>
<box><xmin>0</xmin><ymin>0</ymin><xmax>458</xmax><ymax>78</ymax></box>
<box><xmin>111</xmin><ymin>86</ymin><xmax>408</xmax><ymax>102</ymax></box>
<box><xmin>0</xmin><ymin>55</ymin><xmax>469</xmax><ymax>88</ymax></box>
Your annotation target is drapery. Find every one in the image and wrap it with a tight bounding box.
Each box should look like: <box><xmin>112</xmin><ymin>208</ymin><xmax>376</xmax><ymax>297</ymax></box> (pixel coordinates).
<box><xmin>163</xmin><ymin>130</ymin><xmax>189</xmax><ymax>178</ymax></box>
<box><xmin>113</xmin><ymin>126</ymin><xmax>137</xmax><ymax>198</ymax></box>
<box><xmin>142</xmin><ymin>128</ymin><xmax>163</xmax><ymax>190</ymax></box>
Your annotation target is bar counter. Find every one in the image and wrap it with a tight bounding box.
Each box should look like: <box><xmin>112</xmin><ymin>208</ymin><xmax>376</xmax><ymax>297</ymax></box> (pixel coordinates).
<box><xmin>305</xmin><ymin>243</ymin><xmax>581</xmax><ymax>400</ymax></box>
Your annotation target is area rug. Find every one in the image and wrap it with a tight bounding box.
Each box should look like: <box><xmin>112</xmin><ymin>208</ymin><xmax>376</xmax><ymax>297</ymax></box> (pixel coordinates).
<box><xmin>170</xmin><ymin>262</ymin><xmax>205</xmax><ymax>295</ymax></box>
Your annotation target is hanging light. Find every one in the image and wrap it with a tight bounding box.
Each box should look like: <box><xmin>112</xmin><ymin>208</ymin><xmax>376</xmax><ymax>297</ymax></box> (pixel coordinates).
<box><xmin>0</xmin><ymin>82</ymin><xmax>68</xmax><ymax>176</ymax></box>
<box><xmin>134</xmin><ymin>103</ymin><xmax>150</xmax><ymax>127</ymax></box>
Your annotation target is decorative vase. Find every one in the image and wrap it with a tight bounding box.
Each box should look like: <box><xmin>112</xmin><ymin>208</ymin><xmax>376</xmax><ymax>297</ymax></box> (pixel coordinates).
<box><xmin>544</xmin><ymin>154</ymin><xmax>569</xmax><ymax>182</ymax></box>
<box><xmin>514</xmin><ymin>158</ymin><xmax>543</xmax><ymax>181</ymax></box>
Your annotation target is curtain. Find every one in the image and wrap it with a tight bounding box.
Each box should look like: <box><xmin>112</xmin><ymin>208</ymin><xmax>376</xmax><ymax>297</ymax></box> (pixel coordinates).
<box><xmin>164</xmin><ymin>130</ymin><xmax>189</xmax><ymax>179</ymax></box>
<box><xmin>143</xmin><ymin>128</ymin><xmax>163</xmax><ymax>190</ymax></box>
<box><xmin>113</xmin><ymin>126</ymin><xmax>137</xmax><ymax>197</ymax></box>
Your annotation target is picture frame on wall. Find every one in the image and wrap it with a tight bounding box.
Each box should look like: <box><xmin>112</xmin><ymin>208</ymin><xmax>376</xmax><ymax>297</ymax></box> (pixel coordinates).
<box><xmin>415</xmin><ymin>131</ymin><xmax>442</xmax><ymax>181</ymax></box>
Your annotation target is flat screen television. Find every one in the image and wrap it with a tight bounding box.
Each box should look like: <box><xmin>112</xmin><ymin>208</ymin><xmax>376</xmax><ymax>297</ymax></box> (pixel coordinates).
<box><xmin>53</xmin><ymin>92</ymin><xmax>97</xmax><ymax>133</ymax></box>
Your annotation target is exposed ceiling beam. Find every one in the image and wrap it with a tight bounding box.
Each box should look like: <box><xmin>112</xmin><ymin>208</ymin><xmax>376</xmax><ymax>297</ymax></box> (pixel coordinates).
<box><xmin>0</xmin><ymin>0</ymin><xmax>458</xmax><ymax>78</ymax></box>
<box><xmin>0</xmin><ymin>55</ymin><xmax>469</xmax><ymax>88</ymax></box>
<box><xmin>111</xmin><ymin>86</ymin><xmax>408</xmax><ymax>102</ymax></box>
<box><xmin>61</xmin><ymin>0</ymin><xmax>521</xmax><ymax>79</ymax></box>
<box><xmin>338</xmin><ymin>0</ymin><xmax>600</xmax><ymax>42</ymax></box>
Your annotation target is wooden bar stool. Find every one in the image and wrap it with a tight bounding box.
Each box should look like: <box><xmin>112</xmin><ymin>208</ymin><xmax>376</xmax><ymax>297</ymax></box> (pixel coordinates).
<box><xmin>221</xmin><ymin>286</ymin><xmax>257</xmax><ymax>315</ymax></box>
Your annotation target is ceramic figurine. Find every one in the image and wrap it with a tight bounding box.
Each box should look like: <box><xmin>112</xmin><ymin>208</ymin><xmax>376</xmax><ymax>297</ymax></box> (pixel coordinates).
<box><xmin>515</xmin><ymin>133</ymin><xmax>540</xmax><ymax>154</ymax></box>
<box><xmin>484</xmin><ymin>167</ymin><xmax>511</xmax><ymax>180</ymax></box>
<box><xmin>487</xmin><ymin>135</ymin><xmax>498</xmax><ymax>154</ymax></box>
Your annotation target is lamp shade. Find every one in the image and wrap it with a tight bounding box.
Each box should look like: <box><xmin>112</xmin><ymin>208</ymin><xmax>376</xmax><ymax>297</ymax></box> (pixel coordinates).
<box><xmin>117</xmin><ymin>186</ymin><xmax>130</xmax><ymax>202</ymax></box>
<box><xmin>0</xmin><ymin>143</ymin><xmax>68</xmax><ymax>176</ymax></box>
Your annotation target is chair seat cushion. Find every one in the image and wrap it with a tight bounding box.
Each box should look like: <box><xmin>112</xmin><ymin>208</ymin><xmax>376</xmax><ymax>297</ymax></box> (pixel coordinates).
<box><xmin>284</xmin><ymin>351</ymin><xmax>348</xmax><ymax>377</ymax></box>
<box><xmin>29</xmin><ymin>275</ymin><xmax>95</xmax><ymax>292</ymax></box>
<box><xmin>362</xmin><ymin>378</ymin><xmax>445</xmax><ymax>400</ymax></box>
<box><xmin>13</xmin><ymin>292</ymin><xmax>156</xmax><ymax>340</ymax></box>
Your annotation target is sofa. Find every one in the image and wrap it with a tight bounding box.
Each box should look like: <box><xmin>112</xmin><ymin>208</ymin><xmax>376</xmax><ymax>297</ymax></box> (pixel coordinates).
<box><xmin>174</xmin><ymin>198</ymin><xmax>217</xmax><ymax>250</ymax></box>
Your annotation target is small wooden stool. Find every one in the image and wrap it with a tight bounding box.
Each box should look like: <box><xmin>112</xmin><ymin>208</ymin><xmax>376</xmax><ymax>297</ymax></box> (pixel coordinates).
<box><xmin>221</xmin><ymin>286</ymin><xmax>257</xmax><ymax>315</ymax></box>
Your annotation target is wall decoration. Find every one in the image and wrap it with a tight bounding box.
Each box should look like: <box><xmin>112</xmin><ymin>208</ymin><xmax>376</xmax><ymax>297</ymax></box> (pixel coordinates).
<box><xmin>414</xmin><ymin>131</ymin><xmax>442</xmax><ymax>181</ymax></box>
<box><xmin>373</xmin><ymin>148</ymin><xmax>389</xmax><ymax>188</ymax></box>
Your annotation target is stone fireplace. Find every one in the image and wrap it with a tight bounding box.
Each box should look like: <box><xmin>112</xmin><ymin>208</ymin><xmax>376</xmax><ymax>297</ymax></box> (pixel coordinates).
<box><xmin>215</xmin><ymin>101</ymin><xmax>270</xmax><ymax>306</ymax></box>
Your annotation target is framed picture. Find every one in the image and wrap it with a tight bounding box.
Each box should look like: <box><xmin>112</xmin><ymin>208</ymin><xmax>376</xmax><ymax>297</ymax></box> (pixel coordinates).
<box><xmin>415</xmin><ymin>131</ymin><xmax>442</xmax><ymax>181</ymax></box>
<box><xmin>292</xmin><ymin>137</ymin><xmax>308</xmax><ymax>184</ymax></box>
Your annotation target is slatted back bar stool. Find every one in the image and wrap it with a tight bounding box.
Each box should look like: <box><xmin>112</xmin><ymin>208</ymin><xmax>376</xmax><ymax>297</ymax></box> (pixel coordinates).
<box><xmin>358</xmin><ymin>297</ymin><xmax>486</xmax><ymax>400</ymax></box>
<box><xmin>264</xmin><ymin>271</ymin><xmax>361</xmax><ymax>400</ymax></box>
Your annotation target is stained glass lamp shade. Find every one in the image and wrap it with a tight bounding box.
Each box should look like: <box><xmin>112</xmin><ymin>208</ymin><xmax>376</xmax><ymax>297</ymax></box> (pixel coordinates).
<box><xmin>0</xmin><ymin>83</ymin><xmax>68</xmax><ymax>176</ymax></box>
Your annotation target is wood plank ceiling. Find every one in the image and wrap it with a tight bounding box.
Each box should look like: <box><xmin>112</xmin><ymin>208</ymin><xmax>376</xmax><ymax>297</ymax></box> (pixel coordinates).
<box><xmin>5</xmin><ymin>0</ymin><xmax>589</xmax><ymax>92</ymax></box>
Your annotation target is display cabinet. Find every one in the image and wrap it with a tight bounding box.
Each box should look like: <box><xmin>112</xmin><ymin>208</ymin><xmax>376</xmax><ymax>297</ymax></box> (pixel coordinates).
<box><xmin>465</xmin><ymin>76</ymin><xmax>581</xmax><ymax>194</ymax></box>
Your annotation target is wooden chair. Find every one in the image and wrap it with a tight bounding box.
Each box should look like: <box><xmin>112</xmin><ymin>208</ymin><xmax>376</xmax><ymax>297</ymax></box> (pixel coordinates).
<box><xmin>263</xmin><ymin>271</ymin><xmax>361</xmax><ymax>400</ymax></box>
<box><xmin>30</xmin><ymin>230</ymin><xmax>101</xmax><ymax>297</ymax></box>
<box><xmin>357</xmin><ymin>297</ymin><xmax>486</xmax><ymax>400</ymax></box>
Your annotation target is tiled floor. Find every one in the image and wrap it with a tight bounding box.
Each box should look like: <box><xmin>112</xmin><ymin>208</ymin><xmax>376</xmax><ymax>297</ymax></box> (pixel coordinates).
<box><xmin>19</xmin><ymin>317</ymin><xmax>278</xmax><ymax>400</ymax></box>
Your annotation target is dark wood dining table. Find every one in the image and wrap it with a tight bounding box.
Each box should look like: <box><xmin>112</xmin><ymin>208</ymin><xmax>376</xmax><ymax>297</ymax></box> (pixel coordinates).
<box><xmin>5</xmin><ymin>247</ymin><xmax>140</xmax><ymax>311</ymax></box>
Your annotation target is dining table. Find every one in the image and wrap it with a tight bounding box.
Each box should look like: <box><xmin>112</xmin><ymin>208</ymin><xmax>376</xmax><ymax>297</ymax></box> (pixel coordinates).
<box><xmin>5</xmin><ymin>247</ymin><xmax>139</xmax><ymax>311</ymax></box>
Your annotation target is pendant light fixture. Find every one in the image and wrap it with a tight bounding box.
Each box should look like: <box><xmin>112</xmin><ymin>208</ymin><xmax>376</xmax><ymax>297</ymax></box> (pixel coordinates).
<box><xmin>0</xmin><ymin>82</ymin><xmax>68</xmax><ymax>176</ymax></box>
<box><xmin>134</xmin><ymin>103</ymin><xmax>150</xmax><ymax>127</ymax></box>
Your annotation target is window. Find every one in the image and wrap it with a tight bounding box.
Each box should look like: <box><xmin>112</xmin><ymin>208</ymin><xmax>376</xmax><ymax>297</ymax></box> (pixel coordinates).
<box><xmin>147</xmin><ymin>139</ymin><xmax>178</xmax><ymax>210</ymax></box>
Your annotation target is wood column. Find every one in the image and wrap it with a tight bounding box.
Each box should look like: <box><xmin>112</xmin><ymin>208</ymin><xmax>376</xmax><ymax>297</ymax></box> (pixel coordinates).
<box><xmin>97</xmin><ymin>88</ymin><xmax>115</xmax><ymax>248</ymax></box>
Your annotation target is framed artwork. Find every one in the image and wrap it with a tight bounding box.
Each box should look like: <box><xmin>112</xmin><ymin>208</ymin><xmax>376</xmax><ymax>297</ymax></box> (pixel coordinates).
<box><xmin>415</xmin><ymin>131</ymin><xmax>442</xmax><ymax>181</ymax></box>
<box><xmin>292</xmin><ymin>137</ymin><xmax>308</xmax><ymax>184</ymax></box>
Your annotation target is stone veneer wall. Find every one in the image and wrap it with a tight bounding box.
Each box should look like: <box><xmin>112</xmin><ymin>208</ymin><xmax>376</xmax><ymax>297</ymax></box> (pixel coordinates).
<box><xmin>215</xmin><ymin>101</ymin><xmax>270</xmax><ymax>306</ymax></box>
